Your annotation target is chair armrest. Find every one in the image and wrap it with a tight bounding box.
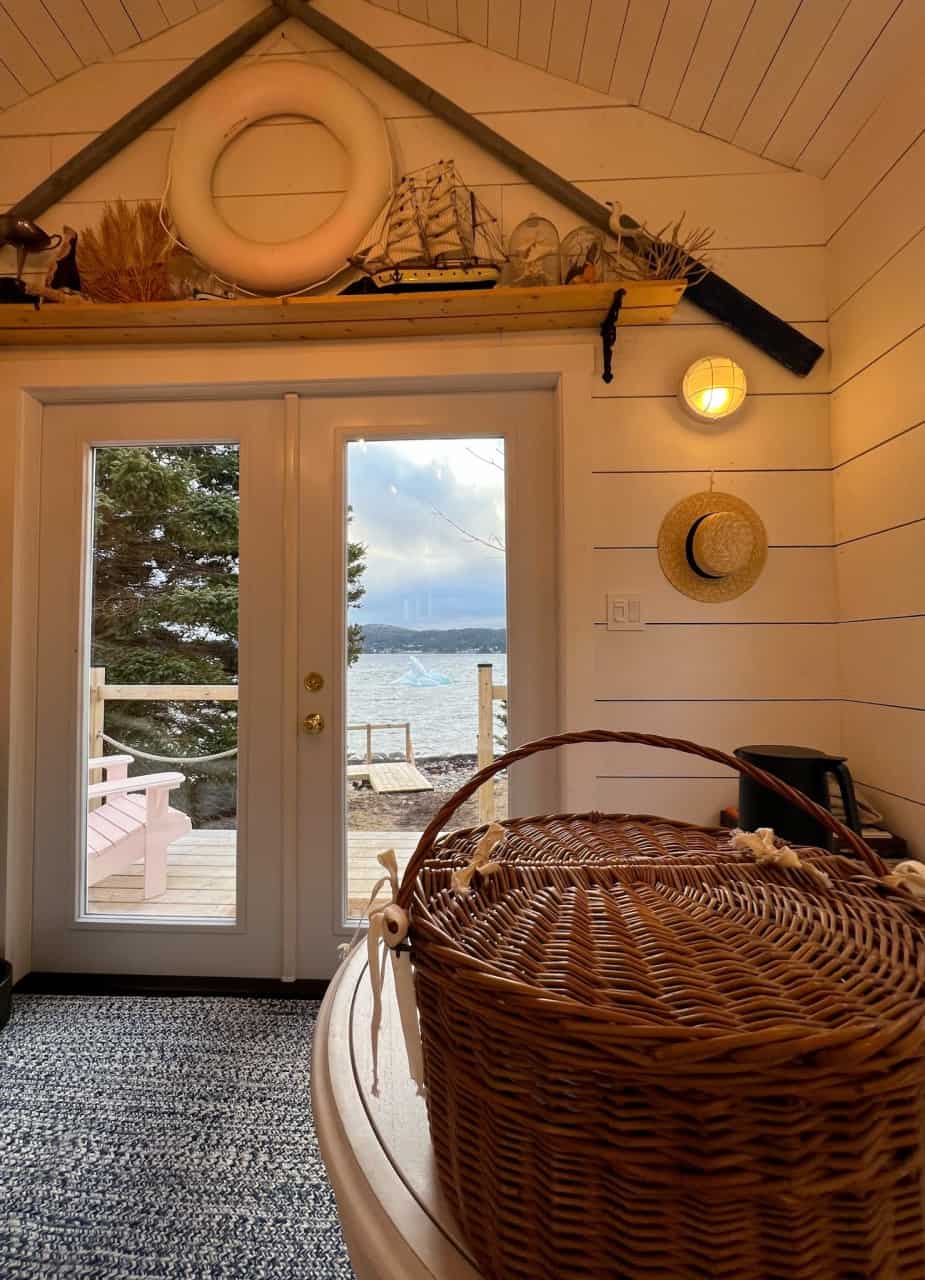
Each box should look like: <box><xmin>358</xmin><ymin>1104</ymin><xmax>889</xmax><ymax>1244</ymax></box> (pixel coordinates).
<box><xmin>88</xmin><ymin>754</ymin><xmax>134</xmax><ymax>777</ymax></box>
<box><xmin>87</xmin><ymin>772</ymin><xmax>185</xmax><ymax>800</ymax></box>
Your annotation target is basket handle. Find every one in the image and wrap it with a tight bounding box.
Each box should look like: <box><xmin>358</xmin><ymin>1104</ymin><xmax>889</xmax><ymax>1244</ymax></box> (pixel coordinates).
<box><xmin>396</xmin><ymin>729</ymin><xmax>886</xmax><ymax>907</ymax></box>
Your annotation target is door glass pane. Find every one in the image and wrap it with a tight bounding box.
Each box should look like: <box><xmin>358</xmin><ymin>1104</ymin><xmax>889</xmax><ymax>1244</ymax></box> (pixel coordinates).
<box><xmin>344</xmin><ymin>438</ymin><xmax>508</xmax><ymax>921</ymax></box>
<box><xmin>84</xmin><ymin>444</ymin><xmax>239</xmax><ymax>923</ymax></box>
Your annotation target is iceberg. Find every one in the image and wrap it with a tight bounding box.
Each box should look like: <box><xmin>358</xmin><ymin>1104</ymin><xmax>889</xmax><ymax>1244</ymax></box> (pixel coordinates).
<box><xmin>393</xmin><ymin>655</ymin><xmax>452</xmax><ymax>688</ymax></box>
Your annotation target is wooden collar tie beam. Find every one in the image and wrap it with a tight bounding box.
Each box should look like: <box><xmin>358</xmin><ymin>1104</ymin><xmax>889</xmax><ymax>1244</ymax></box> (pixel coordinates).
<box><xmin>275</xmin><ymin>0</ymin><xmax>822</xmax><ymax>377</ymax></box>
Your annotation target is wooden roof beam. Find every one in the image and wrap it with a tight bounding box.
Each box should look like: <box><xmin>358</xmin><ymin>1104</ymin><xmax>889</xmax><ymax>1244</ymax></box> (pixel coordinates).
<box><xmin>275</xmin><ymin>0</ymin><xmax>823</xmax><ymax>376</ymax></box>
<box><xmin>9</xmin><ymin>5</ymin><xmax>285</xmax><ymax>223</ymax></box>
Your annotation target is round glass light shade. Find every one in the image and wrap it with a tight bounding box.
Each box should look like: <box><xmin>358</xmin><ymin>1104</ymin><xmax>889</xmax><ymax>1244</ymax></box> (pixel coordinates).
<box><xmin>680</xmin><ymin>356</ymin><xmax>747</xmax><ymax>422</ymax></box>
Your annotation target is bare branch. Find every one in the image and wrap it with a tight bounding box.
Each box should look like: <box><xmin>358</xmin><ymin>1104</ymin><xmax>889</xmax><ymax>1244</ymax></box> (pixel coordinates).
<box><xmin>432</xmin><ymin>508</ymin><xmax>506</xmax><ymax>553</ymax></box>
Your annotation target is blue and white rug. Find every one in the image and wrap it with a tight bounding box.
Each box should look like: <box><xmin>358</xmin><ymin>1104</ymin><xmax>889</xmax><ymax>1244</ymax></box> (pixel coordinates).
<box><xmin>0</xmin><ymin>996</ymin><xmax>354</xmax><ymax>1279</ymax></box>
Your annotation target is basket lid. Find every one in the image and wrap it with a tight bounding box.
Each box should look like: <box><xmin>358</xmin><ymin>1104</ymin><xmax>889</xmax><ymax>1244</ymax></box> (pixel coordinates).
<box><xmin>411</xmin><ymin>856</ymin><xmax>925</xmax><ymax>1083</ymax></box>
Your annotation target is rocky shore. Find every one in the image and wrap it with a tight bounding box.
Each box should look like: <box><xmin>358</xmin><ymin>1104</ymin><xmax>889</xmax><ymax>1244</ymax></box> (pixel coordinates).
<box><xmin>347</xmin><ymin>752</ymin><xmax>507</xmax><ymax>831</ymax></box>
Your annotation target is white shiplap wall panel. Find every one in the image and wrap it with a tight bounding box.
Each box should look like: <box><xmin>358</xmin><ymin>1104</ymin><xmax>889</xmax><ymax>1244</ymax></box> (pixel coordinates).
<box><xmin>84</xmin><ymin>0</ymin><xmax>140</xmax><ymax>52</ymax></box>
<box><xmin>457</xmin><ymin>0</ymin><xmax>487</xmax><ymax>45</ymax></box>
<box><xmin>517</xmin><ymin>0</ymin><xmax>554</xmax><ymax>70</ymax></box>
<box><xmin>734</xmin><ymin>0</ymin><xmax>850</xmax><ymax>157</ymax></box>
<box><xmin>43</xmin><ymin>0</ymin><xmax>111</xmax><ymax>65</ymax></box>
<box><xmin>639</xmin><ymin>0</ymin><xmax>710</xmax><ymax>120</ymax></box>
<box><xmin>796</xmin><ymin>0</ymin><xmax>925</xmax><ymax>176</ymax></box>
<box><xmin>577</xmin><ymin>0</ymin><xmax>626</xmax><ymax>93</ymax></box>
<box><xmin>0</xmin><ymin>10</ymin><xmax>55</xmax><ymax>93</ymax></box>
<box><xmin>1</xmin><ymin>1</ymin><xmax>81</xmax><ymax>80</ymax></box>
<box><xmin>833</xmin><ymin>427</ymin><xmax>925</xmax><ymax>546</ymax></box>
<box><xmin>0</xmin><ymin>137</ymin><xmax>52</xmax><ymax>203</ymax></box>
<box><xmin>486</xmin><ymin>0</ymin><xmax>518</xmax><ymax>57</ymax></box>
<box><xmin>590</xmin><ymin>394</ymin><xmax>830</xmax><ymax>472</ymax></box>
<box><xmin>594</xmin><ymin>626</ymin><xmax>840</xmax><ymax>700</ymax></box>
<box><xmin>836</xmin><ymin>523</ymin><xmax>925</xmax><ymax>622</ymax></box>
<box><xmin>825</xmin><ymin>49</ymin><xmax>925</xmax><ymax>854</ymax></box>
<box><xmin>824</xmin><ymin>60</ymin><xmax>925</xmax><ymax>238</ymax></box>
<box><xmin>546</xmin><ymin>0</ymin><xmax>591</xmax><ymax>83</ymax></box>
<box><xmin>426</xmin><ymin>0</ymin><xmax>458</xmax><ymax>36</ymax></box>
<box><xmin>827</xmin><ymin>129</ymin><xmax>925</xmax><ymax>314</ymax></box>
<box><xmin>593</xmin><ymin>548</ymin><xmax>837</xmax><ymax>623</ymax></box>
<box><xmin>592</xmin><ymin>472</ymin><xmax>833</xmax><ymax>549</ymax></box>
<box><xmin>829</xmin><ymin>227</ymin><xmax>925</xmax><ymax>389</ymax></box>
<box><xmin>701</xmin><ymin>0</ymin><xmax>801</xmax><ymax>141</ymax></box>
<box><xmin>610</xmin><ymin>0</ymin><xmax>669</xmax><ymax>106</ymax></box>
<box><xmin>669</xmin><ymin>0</ymin><xmax>753</xmax><ymax>130</ymax></box>
<box><xmin>763</xmin><ymin>0</ymin><xmax>904</xmax><ymax>168</ymax></box>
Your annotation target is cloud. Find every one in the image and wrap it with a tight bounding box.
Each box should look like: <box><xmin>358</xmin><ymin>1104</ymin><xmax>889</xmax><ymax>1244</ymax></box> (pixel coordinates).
<box><xmin>347</xmin><ymin>439</ymin><xmax>507</xmax><ymax>629</ymax></box>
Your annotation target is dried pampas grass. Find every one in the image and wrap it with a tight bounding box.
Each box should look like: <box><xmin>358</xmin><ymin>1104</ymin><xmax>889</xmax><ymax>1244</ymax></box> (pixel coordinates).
<box><xmin>76</xmin><ymin>200</ymin><xmax>174</xmax><ymax>302</ymax></box>
<box><xmin>607</xmin><ymin>208</ymin><xmax>713</xmax><ymax>285</ymax></box>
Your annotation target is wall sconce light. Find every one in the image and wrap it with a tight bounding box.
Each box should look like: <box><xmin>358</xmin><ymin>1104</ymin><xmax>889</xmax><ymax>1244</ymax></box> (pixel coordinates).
<box><xmin>680</xmin><ymin>356</ymin><xmax>747</xmax><ymax>422</ymax></box>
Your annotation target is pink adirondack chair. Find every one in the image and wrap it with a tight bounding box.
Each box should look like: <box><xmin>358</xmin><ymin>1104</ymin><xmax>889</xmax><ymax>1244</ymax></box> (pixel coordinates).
<box><xmin>87</xmin><ymin>754</ymin><xmax>192</xmax><ymax>899</ymax></box>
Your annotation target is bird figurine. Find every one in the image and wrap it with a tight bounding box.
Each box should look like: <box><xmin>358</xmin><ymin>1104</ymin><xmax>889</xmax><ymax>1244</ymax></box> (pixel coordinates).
<box><xmin>0</xmin><ymin>213</ymin><xmax>61</xmax><ymax>281</ymax></box>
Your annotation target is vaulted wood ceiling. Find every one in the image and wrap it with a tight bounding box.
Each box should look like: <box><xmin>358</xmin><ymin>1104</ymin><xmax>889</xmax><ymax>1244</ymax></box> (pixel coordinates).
<box><xmin>372</xmin><ymin>0</ymin><xmax>924</xmax><ymax>176</ymax></box>
<box><xmin>1</xmin><ymin>0</ymin><xmax>921</xmax><ymax>178</ymax></box>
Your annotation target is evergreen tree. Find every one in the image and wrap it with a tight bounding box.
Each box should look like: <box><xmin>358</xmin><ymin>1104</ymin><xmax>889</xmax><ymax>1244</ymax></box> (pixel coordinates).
<box><xmin>347</xmin><ymin>509</ymin><xmax>366</xmax><ymax>667</ymax></box>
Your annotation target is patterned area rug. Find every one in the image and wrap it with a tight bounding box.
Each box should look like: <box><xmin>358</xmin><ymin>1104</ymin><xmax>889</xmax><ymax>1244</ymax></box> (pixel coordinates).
<box><xmin>0</xmin><ymin>996</ymin><xmax>354</xmax><ymax>1279</ymax></box>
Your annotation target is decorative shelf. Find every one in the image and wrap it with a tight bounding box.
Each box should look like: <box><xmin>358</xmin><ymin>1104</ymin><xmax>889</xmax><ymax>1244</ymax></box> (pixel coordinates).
<box><xmin>0</xmin><ymin>280</ymin><xmax>685</xmax><ymax>347</ymax></box>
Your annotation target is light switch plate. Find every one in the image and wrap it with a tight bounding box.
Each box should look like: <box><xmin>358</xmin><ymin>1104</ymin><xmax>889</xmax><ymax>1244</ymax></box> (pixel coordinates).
<box><xmin>606</xmin><ymin>593</ymin><xmax>646</xmax><ymax>631</ymax></box>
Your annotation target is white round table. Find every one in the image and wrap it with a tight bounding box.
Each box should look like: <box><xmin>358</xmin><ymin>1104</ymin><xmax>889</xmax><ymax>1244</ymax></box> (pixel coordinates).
<box><xmin>312</xmin><ymin>945</ymin><xmax>483</xmax><ymax>1279</ymax></box>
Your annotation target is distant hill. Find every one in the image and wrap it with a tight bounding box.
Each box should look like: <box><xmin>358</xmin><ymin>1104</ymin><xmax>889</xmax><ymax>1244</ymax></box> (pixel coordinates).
<box><xmin>359</xmin><ymin>624</ymin><xmax>506</xmax><ymax>654</ymax></box>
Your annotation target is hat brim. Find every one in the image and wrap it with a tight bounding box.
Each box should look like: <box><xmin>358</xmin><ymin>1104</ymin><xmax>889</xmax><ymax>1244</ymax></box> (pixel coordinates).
<box><xmin>657</xmin><ymin>491</ymin><xmax>768</xmax><ymax>603</ymax></box>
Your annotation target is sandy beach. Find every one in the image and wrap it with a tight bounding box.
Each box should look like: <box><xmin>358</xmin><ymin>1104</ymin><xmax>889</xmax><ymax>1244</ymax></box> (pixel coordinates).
<box><xmin>347</xmin><ymin>753</ymin><xmax>507</xmax><ymax>832</ymax></box>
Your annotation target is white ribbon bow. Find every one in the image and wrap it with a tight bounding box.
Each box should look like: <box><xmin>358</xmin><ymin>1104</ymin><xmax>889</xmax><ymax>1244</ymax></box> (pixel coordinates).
<box><xmin>729</xmin><ymin>826</ymin><xmax>831</xmax><ymax>887</ymax></box>
<box><xmin>451</xmin><ymin>822</ymin><xmax>505</xmax><ymax>894</ymax></box>
<box><xmin>339</xmin><ymin>848</ymin><xmax>424</xmax><ymax>1099</ymax></box>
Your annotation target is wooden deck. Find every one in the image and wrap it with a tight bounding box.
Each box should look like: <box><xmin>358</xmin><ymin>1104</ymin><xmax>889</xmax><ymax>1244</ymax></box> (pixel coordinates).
<box><xmin>347</xmin><ymin>761</ymin><xmax>433</xmax><ymax>794</ymax></box>
<box><xmin>86</xmin><ymin>828</ymin><xmax>421</xmax><ymax>921</ymax></box>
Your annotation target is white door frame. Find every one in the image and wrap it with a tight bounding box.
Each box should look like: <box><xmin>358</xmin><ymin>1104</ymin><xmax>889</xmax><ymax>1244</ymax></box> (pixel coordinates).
<box><xmin>4</xmin><ymin>343</ymin><xmax>595</xmax><ymax>982</ymax></box>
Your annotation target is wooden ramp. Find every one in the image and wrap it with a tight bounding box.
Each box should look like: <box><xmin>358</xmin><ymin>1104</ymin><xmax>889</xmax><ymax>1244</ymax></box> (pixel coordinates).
<box><xmin>366</xmin><ymin>762</ymin><xmax>433</xmax><ymax>794</ymax></box>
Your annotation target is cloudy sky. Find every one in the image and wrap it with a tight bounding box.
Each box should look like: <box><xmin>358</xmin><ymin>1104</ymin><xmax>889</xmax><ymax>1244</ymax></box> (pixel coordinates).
<box><xmin>347</xmin><ymin>438</ymin><xmax>507</xmax><ymax>630</ymax></box>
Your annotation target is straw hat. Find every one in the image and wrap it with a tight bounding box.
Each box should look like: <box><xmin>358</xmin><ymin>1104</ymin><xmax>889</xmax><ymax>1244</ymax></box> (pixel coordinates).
<box><xmin>657</xmin><ymin>491</ymin><xmax>767</xmax><ymax>602</ymax></box>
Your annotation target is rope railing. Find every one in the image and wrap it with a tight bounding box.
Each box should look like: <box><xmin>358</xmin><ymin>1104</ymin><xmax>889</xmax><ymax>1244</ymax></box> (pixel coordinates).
<box><xmin>101</xmin><ymin>732</ymin><xmax>237</xmax><ymax>766</ymax></box>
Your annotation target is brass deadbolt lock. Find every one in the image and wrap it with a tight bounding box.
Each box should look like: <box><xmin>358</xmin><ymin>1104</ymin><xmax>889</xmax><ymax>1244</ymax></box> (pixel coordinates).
<box><xmin>303</xmin><ymin>712</ymin><xmax>325</xmax><ymax>735</ymax></box>
<box><xmin>304</xmin><ymin>672</ymin><xmax>324</xmax><ymax>692</ymax></box>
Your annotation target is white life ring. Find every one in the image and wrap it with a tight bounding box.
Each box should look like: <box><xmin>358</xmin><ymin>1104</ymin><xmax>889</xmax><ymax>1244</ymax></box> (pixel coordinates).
<box><xmin>169</xmin><ymin>61</ymin><xmax>392</xmax><ymax>295</ymax></box>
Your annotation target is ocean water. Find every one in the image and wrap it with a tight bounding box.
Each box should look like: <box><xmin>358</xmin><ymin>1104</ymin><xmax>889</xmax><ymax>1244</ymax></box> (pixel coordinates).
<box><xmin>347</xmin><ymin>651</ymin><xmax>508</xmax><ymax>760</ymax></box>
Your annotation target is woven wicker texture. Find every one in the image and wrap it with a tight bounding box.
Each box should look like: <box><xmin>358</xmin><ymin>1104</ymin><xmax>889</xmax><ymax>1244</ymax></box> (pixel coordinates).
<box><xmin>397</xmin><ymin>732</ymin><xmax>925</xmax><ymax>1280</ymax></box>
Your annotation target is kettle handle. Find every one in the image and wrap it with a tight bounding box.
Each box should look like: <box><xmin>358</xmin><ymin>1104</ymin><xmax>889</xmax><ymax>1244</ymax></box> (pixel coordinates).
<box><xmin>827</xmin><ymin>760</ymin><xmax>862</xmax><ymax>835</ymax></box>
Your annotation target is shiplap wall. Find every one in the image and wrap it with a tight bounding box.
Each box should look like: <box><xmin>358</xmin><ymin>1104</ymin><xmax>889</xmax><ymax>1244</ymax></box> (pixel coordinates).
<box><xmin>0</xmin><ymin>0</ymin><xmax>833</xmax><ymax>830</ymax></box>
<box><xmin>826</xmin><ymin>59</ymin><xmax>925</xmax><ymax>855</ymax></box>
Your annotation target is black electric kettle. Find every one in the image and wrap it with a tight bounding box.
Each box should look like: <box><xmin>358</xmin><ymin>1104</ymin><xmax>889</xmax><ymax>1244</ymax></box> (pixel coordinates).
<box><xmin>734</xmin><ymin>744</ymin><xmax>862</xmax><ymax>851</ymax></box>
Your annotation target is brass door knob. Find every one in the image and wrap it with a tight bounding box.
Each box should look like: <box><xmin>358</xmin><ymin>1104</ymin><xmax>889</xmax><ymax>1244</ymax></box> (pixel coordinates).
<box><xmin>303</xmin><ymin>712</ymin><xmax>325</xmax><ymax>735</ymax></box>
<box><xmin>304</xmin><ymin>672</ymin><xmax>324</xmax><ymax>692</ymax></box>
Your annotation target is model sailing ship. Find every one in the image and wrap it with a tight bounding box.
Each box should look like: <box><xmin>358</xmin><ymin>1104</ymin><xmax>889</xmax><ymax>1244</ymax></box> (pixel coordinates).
<box><xmin>343</xmin><ymin>161</ymin><xmax>505</xmax><ymax>294</ymax></box>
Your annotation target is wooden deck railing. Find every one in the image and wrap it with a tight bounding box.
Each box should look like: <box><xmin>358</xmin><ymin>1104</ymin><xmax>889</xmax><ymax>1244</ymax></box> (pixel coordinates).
<box><xmin>477</xmin><ymin>663</ymin><xmax>508</xmax><ymax>822</ymax></box>
<box><xmin>89</xmin><ymin>667</ymin><xmax>238</xmax><ymax>757</ymax></box>
<box><xmin>347</xmin><ymin>722</ymin><xmax>414</xmax><ymax>764</ymax></box>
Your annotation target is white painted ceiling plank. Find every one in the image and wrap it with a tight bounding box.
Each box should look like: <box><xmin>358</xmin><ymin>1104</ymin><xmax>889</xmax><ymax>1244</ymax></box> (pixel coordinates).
<box><xmin>122</xmin><ymin>0</ymin><xmax>168</xmax><ymax>38</ymax></box>
<box><xmin>797</xmin><ymin>0</ymin><xmax>925</xmax><ymax>175</ymax></box>
<box><xmin>578</xmin><ymin>0</ymin><xmax>627</xmax><ymax>92</ymax></box>
<box><xmin>0</xmin><ymin>58</ymin><xmax>26</xmax><ymax>108</ymax></box>
<box><xmin>43</xmin><ymin>0</ymin><xmax>109</xmax><ymax>63</ymax></box>
<box><xmin>640</xmin><ymin>0</ymin><xmax>710</xmax><ymax>119</ymax></box>
<box><xmin>375</xmin><ymin>0</ymin><xmax>399</xmax><ymax>10</ymax></box>
<box><xmin>487</xmin><ymin>0</ymin><xmax>519</xmax><ymax>57</ymax></box>
<box><xmin>547</xmin><ymin>0</ymin><xmax>592</xmax><ymax>83</ymax></box>
<box><xmin>457</xmin><ymin>0</ymin><xmax>488</xmax><ymax>44</ymax></box>
<box><xmin>733</xmin><ymin>0</ymin><xmax>849</xmax><ymax>155</ymax></box>
<box><xmin>701</xmin><ymin>0</ymin><xmax>801</xmax><ymax>140</ymax></box>
<box><xmin>610</xmin><ymin>0</ymin><xmax>669</xmax><ymax>103</ymax></box>
<box><xmin>670</xmin><ymin>0</ymin><xmax>754</xmax><ymax>129</ymax></box>
<box><xmin>84</xmin><ymin>0</ymin><xmax>140</xmax><ymax>51</ymax></box>
<box><xmin>426</xmin><ymin>0</ymin><xmax>458</xmax><ymax>35</ymax></box>
<box><xmin>517</xmin><ymin>0</ymin><xmax>554</xmax><ymax>69</ymax></box>
<box><xmin>398</xmin><ymin>0</ymin><xmax>428</xmax><ymax>22</ymax></box>
<box><xmin>1</xmin><ymin>0</ymin><xmax>82</xmax><ymax>80</ymax></box>
<box><xmin>0</xmin><ymin>11</ymin><xmax>54</xmax><ymax>92</ymax></box>
<box><xmin>763</xmin><ymin>0</ymin><xmax>903</xmax><ymax>166</ymax></box>
<box><xmin>195</xmin><ymin>0</ymin><xmax>223</xmax><ymax>9</ymax></box>
<box><xmin>160</xmin><ymin>0</ymin><xmax>197</xmax><ymax>23</ymax></box>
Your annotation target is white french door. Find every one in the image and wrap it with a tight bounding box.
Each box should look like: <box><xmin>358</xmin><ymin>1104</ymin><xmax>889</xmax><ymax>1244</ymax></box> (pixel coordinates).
<box><xmin>30</xmin><ymin>388</ymin><xmax>558</xmax><ymax>980</ymax></box>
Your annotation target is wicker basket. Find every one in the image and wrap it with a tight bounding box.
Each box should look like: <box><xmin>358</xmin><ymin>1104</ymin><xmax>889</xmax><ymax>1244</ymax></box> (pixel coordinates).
<box><xmin>393</xmin><ymin>731</ymin><xmax>925</xmax><ymax>1280</ymax></box>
